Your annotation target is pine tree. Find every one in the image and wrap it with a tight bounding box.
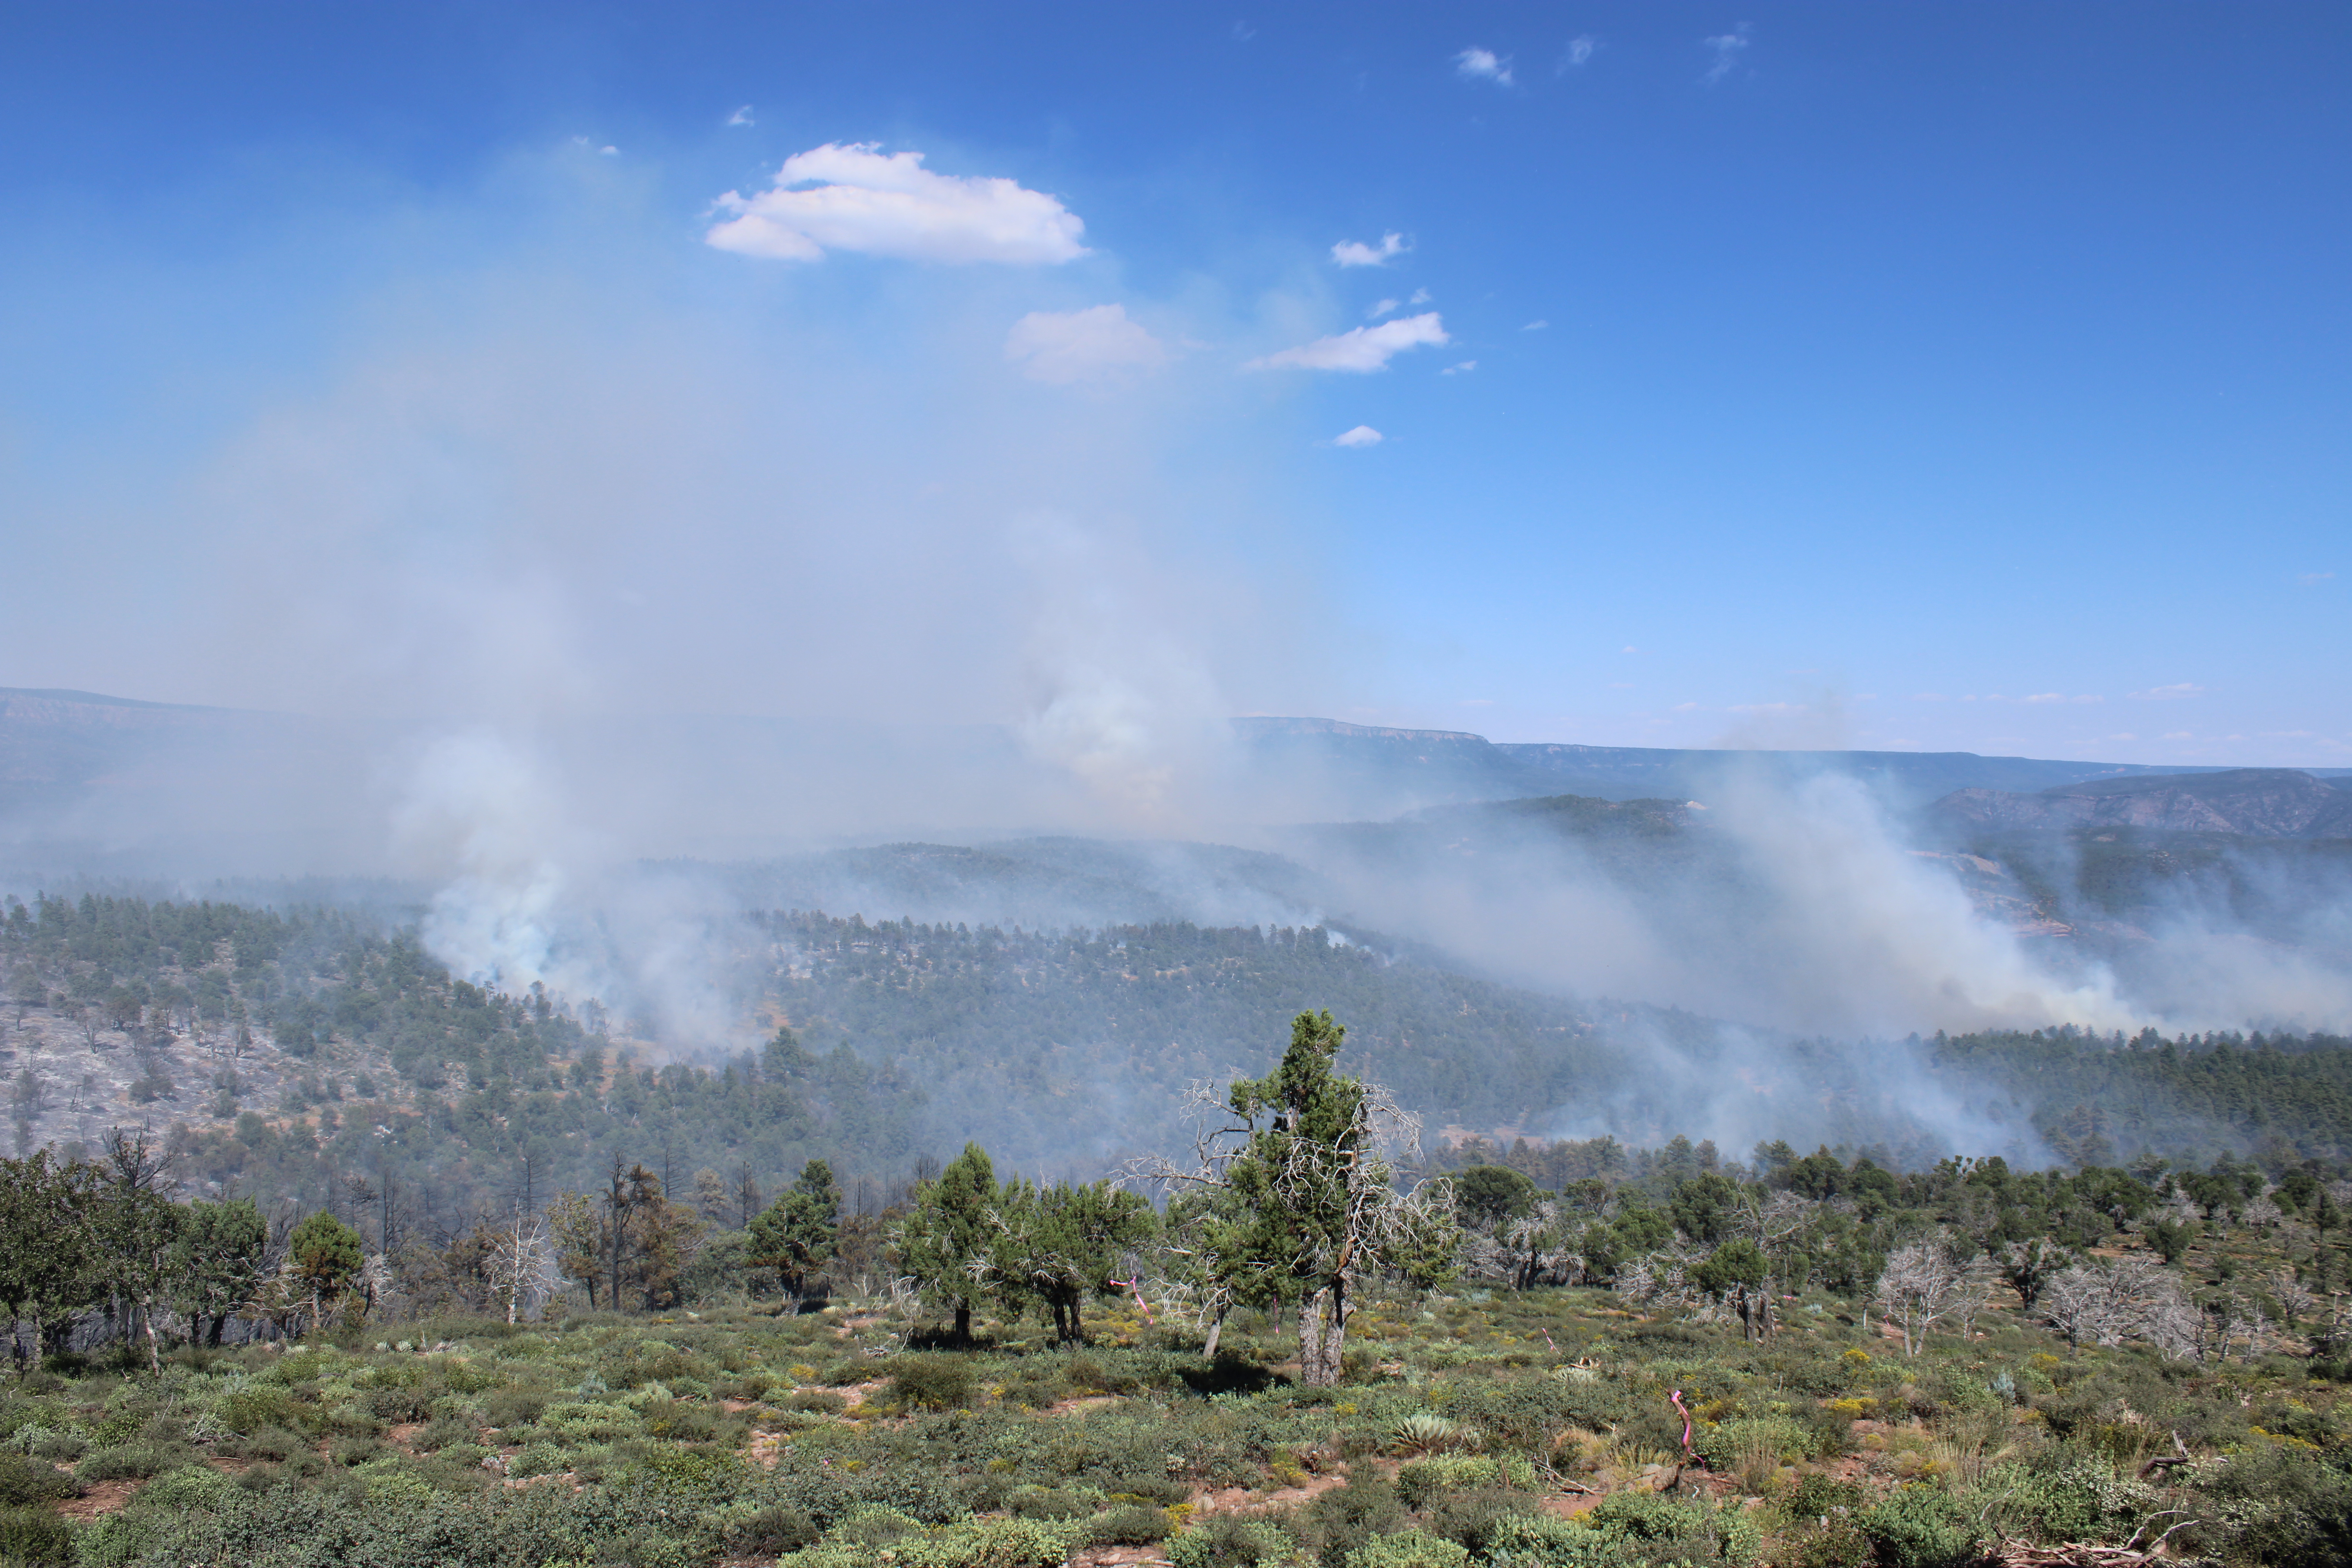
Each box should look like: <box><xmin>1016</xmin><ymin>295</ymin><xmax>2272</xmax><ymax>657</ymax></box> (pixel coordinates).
<box><xmin>896</xmin><ymin>1143</ymin><xmax>1000</xmax><ymax>1341</ymax></box>
<box><xmin>288</xmin><ymin>1211</ymin><xmax>365</xmax><ymax>1334</ymax></box>
<box><xmin>748</xmin><ymin>1159</ymin><xmax>843</xmax><ymax>1303</ymax></box>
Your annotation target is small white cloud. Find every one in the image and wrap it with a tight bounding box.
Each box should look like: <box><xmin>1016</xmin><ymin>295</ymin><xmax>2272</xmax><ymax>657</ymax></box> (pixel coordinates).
<box><xmin>1521</xmin><ymin>318</ymin><xmax>1549</xmax><ymax>331</ymax></box>
<box><xmin>1702</xmin><ymin>26</ymin><xmax>1750</xmax><ymax>84</ymax></box>
<box><xmin>1332</xmin><ymin>425</ymin><xmax>1384</xmax><ymax>447</ymax></box>
<box><xmin>2299</xmin><ymin>571</ymin><xmax>2336</xmax><ymax>585</ymax></box>
<box><xmin>1332</xmin><ymin>231</ymin><xmax>1408</xmax><ymax>267</ymax></box>
<box><xmin>1559</xmin><ymin>35</ymin><xmax>1597</xmax><ymax>72</ymax></box>
<box><xmin>1456</xmin><ymin>46</ymin><xmax>1515</xmax><ymax>86</ymax></box>
<box><xmin>571</xmin><ymin>135</ymin><xmax>620</xmax><ymax>156</ymax></box>
<box><xmin>2162</xmin><ymin>731</ymin><xmax>2194</xmax><ymax>740</ymax></box>
<box><xmin>2129</xmin><ymin>682</ymin><xmax>2205</xmax><ymax>701</ymax></box>
<box><xmin>1004</xmin><ymin>305</ymin><xmax>1168</xmax><ymax>384</ymax></box>
<box><xmin>1247</xmin><ymin>312</ymin><xmax>1448</xmax><ymax>373</ymax></box>
<box><xmin>1623</xmin><ymin>646</ymin><xmax>1638</xmax><ymax>653</ymax></box>
<box><xmin>1440</xmin><ymin>360</ymin><xmax>1477</xmax><ymax>375</ymax></box>
<box><xmin>1671</xmin><ymin>701</ymin><xmax>1700</xmax><ymax>711</ymax></box>
<box><xmin>1369</xmin><ymin>298</ymin><xmax>1400</xmax><ymax>318</ymax></box>
<box><xmin>727</xmin><ymin>105</ymin><xmax>755</xmax><ymax>127</ymax></box>
<box><xmin>1910</xmin><ymin>693</ymin><xmax>1947</xmax><ymax>702</ymax></box>
<box><xmin>1231</xmin><ymin>20</ymin><xmax>1256</xmax><ymax>42</ymax></box>
<box><xmin>705</xmin><ymin>142</ymin><xmax>1089</xmax><ymax>265</ymax></box>
<box><xmin>2020</xmin><ymin>693</ymin><xmax>2065</xmax><ymax>704</ymax></box>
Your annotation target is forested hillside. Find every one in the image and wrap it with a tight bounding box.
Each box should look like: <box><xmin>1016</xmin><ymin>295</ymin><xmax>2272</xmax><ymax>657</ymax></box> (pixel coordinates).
<box><xmin>10</xmin><ymin>893</ymin><xmax>2352</xmax><ymax>1250</ymax></box>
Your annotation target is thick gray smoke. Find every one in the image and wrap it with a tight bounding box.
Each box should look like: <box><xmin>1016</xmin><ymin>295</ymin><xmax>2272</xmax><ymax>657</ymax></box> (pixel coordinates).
<box><xmin>5</xmin><ymin>144</ymin><xmax>2348</xmax><ymax>1115</ymax></box>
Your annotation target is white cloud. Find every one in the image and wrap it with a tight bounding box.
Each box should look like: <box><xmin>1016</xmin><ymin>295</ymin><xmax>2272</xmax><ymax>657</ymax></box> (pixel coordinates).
<box><xmin>705</xmin><ymin>143</ymin><xmax>1089</xmax><ymax>265</ymax></box>
<box><xmin>2300</xmin><ymin>571</ymin><xmax>2336</xmax><ymax>585</ymax></box>
<box><xmin>1559</xmin><ymin>35</ymin><xmax>1597</xmax><ymax>72</ymax></box>
<box><xmin>1369</xmin><ymin>298</ymin><xmax>1400</xmax><ymax>318</ymax></box>
<box><xmin>1702</xmin><ymin>25</ymin><xmax>1750</xmax><ymax>84</ymax></box>
<box><xmin>1332</xmin><ymin>425</ymin><xmax>1383</xmax><ymax>447</ymax></box>
<box><xmin>1456</xmin><ymin>46</ymin><xmax>1515</xmax><ymax>85</ymax></box>
<box><xmin>1332</xmin><ymin>231</ymin><xmax>1408</xmax><ymax>267</ymax></box>
<box><xmin>2130</xmin><ymin>682</ymin><xmax>2205</xmax><ymax>700</ymax></box>
<box><xmin>1246</xmin><ymin>312</ymin><xmax>1448</xmax><ymax>373</ymax></box>
<box><xmin>1003</xmin><ymin>305</ymin><xmax>1168</xmax><ymax>384</ymax></box>
<box><xmin>1521</xmin><ymin>318</ymin><xmax>1549</xmax><ymax>331</ymax></box>
<box><xmin>572</xmin><ymin>136</ymin><xmax>619</xmax><ymax>156</ymax></box>
<box><xmin>1440</xmin><ymin>360</ymin><xmax>1477</xmax><ymax>375</ymax></box>
<box><xmin>726</xmin><ymin>105</ymin><xmax>755</xmax><ymax>127</ymax></box>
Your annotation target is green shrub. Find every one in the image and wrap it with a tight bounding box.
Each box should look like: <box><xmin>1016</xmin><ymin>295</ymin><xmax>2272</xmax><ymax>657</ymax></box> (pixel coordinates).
<box><xmin>74</xmin><ymin>1445</ymin><xmax>181</xmax><ymax>1483</ymax></box>
<box><xmin>127</xmin><ymin>1466</ymin><xmax>237</xmax><ymax>1513</ymax></box>
<box><xmin>1481</xmin><ymin>1512</ymin><xmax>1613</xmax><ymax>1566</ymax></box>
<box><xmin>1346</xmin><ymin>1528</ymin><xmax>1470</xmax><ymax>1568</ymax></box>
<box><xmin>1091</xmin><ymin>1504</ymin><xmax>1175</xmax><ymax>1544</ymax></box>
<box><xmin>0</xmin><ymin>1504</ymin><xmax>73</xmax><ymax>1568</ymax></box>
<box><xmin>0</xmin><ymin>1455</ymin><xmax>74</xmax><ymax>1508</ymax></box>
<box><xmin>482</xmin><ymin>1387</ymin><xmax>546</xmax><ymax>1428</ymax></box>
<box><xmin>212</xmin><ymin>1382</ymin><xmax>297</xmax><ymax>1437</ymax></box>
<box><xmin>1395</xmin><ymin>1456</ymin><xmax>1500</xmax><ymax>1510</ymax></box>
<box><xmin>781</xmin><ymin>1390</ymin><xmax>846</xmax><ymax>1415</ymax></box>
<box><xmin>721</xmin><ymin>1503</ymin><xmax>820</xmax><ymax>1555</ymax></box>
<box><xmin>1695</xmin><ymin>1415</ymin><xmax>1811</xmax><ymax>1470</ymax></box>
<box><xmin>536</xmin><ymin>1401</ymin><xmax>637</xmax><ymax>1441</ymax></box>
<box><xmin>1422</xmin><ymin>1488</ymin><xmax>1538</xmax><ymax>1556</ymax></box>
<box><xmin>887</xmin><ymin>1355</ymin><xmax>976</xmax><ymax>1412</ymax></box>
<box><xmin>1859</xmin><ymin>1485</ymin><xmax>1980</xmax><ymax>1568</ymax></box>
<box><xmin>1309</xmin><ymin>1474</ymin><xmax>1404</xmax><ymax>1565</ymax></box>
<box><xmin>1168</xmin><ymin>1514</ymin><xmax>1297</xmax><ymax>1568</ymax></box>
<box><xmin>1007</xmin><ymin>1487</ymin><xmax>1095</xmax><ymax>1521</ymax></box>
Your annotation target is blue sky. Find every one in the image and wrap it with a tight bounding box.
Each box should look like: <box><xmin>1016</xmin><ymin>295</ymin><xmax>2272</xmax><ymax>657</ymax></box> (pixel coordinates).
<box><xmin>3</xmin><ymin>2</ymin><xmax>2347</xmax><ymax>769</ymax></box>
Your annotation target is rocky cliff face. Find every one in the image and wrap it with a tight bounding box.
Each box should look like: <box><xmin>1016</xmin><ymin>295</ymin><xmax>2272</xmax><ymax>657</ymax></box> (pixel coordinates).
<box><xmin>1930</xmin><ymin>768</ymin><xmax>2352</xmax><ymax>838</ymax></box>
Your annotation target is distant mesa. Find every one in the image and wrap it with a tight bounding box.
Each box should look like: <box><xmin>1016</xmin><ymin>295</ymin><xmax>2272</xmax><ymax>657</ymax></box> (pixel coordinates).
<box><xmin>1928</xmin><ymin>768</ymin><xmax>2352</xmax><ymax>839</ymax></box>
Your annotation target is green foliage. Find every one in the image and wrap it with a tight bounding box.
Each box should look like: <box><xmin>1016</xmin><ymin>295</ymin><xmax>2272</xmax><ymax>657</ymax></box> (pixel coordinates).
<box><xmin>886</xmin><ymin>1353</ymin><xmax>977</xmax><ymax>1411</ymax></box>
<box><xmin>746</xmin><ymin>1157</ymin><xmax>842</xmax><ymax>1300</ymax></box>
<box><xmin>0</xmin><ymin>1455</ymin><xmax>72</xmax><ymax>1509</ymax></box>
<box><xmin>289</xmin><ymin>1211</ymin><xmax>365</xmax><ymax>1307</ymax></box>
<box><xmin>0</xmin><ymin>1504</ymin><xmax>74</xmax><ymax>1568</ymax></box>
<box><xmin>1858</xmin><ymin>1485</ymin><xmax>1981</xmax><ymax>1568</ymax></box>
<box><xmin>1168</xmin><ymin>1514</ymin><xmax>1296</xmax><ymax>1568</ymax></box>
<box><xmin>1345</xmin><ymin>1528</ymin><xmax>1470</xmax><ymax>1568</ymax></box>
<box><xmin>1693</xmin><ymin>1414</ymin><xmax>1810</xmax><ymax>1470</ymax></box>
<box><xmin>897</xmin><ymin>1144</ymin><xmax>1001</xmax><ymax>1338</ymax></box>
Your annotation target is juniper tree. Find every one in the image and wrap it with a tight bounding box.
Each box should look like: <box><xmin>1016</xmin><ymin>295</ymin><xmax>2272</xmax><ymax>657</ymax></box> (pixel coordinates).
<box><xmin>168</xmin><ymin>1198</ymin><xmax>267</xmax><ymax>1345</ymax></box>
<box><xmin>993</xmin><ymin>1178</ymin><xmax>1157</xmax><ymax>1343</ymax></box>
<box><xmin>1143</xmin><ymin>1011</ymin><xmax>1456</xmax><ymax>1387</ymax></box>
<box><xmin>896</xmin><ymin>1143</ymin><xmax>1002</xmax><ymax>1341</ymax></box>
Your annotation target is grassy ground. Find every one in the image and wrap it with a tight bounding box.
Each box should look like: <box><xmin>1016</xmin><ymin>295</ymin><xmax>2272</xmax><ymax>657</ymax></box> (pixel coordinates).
<box><xmin>4</xmin><ymin>1262</ymin><xmax>2350</xmax><ymax>1568</ymax></box>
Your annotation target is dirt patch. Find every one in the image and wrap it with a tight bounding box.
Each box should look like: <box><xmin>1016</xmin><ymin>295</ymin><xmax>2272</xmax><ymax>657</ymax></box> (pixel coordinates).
<box><xmin>1189</xmin><ymin>1470</ymin><xmax>1350</xmax><ymax>1517</ymax></box>
<box><xmin>59</xmin><ymin>1478</ymin><xmax>143</xmax><ymax>1521</ymax></box>
<box><xmin>1540</xmin><ymin>1490</ymin><xmax>1608</xmax><ymax>1518</ymax></box>
<box><xmin>834</xmin><ymin>1380</ymin><xmax>889</xmax><ymax>1412</ymax></box>
<box><xmin>1040</xmin><ymin>1395</ymin><xmax>1120</xmax><ymax>1417</ymax></box>
<box><xmin>1069</xmin><ymin>1547</ymin><xmax>1174</xmax><ymax>1566</ymax></box>
<box><xmin>386</xmin><ymin>1421</ymin><xmax>426</xmax><ymax>1454</ymax></box>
